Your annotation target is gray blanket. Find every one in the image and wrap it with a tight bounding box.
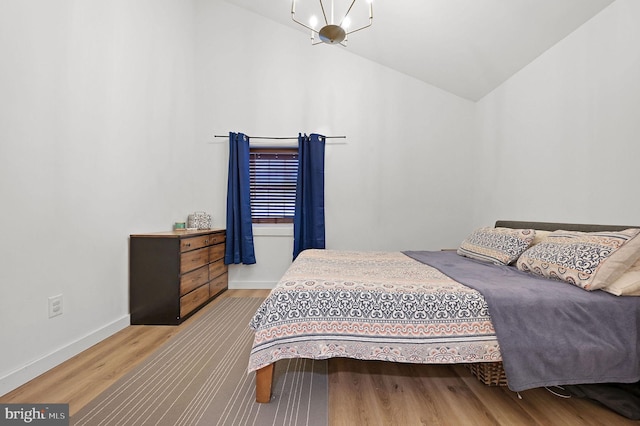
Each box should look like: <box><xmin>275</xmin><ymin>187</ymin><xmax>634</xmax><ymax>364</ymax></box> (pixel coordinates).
<box><xmin>404</xmin><ymin>250</ymin><xmax>640</xmax><ymax>392</ymax></box>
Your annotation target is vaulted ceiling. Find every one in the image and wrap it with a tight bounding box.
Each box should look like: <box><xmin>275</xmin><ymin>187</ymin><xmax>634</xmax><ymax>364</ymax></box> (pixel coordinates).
<box><xmin>223</xmin><ymin>0</ymin><xmax>615</xmax><ymax>101</ymax></box>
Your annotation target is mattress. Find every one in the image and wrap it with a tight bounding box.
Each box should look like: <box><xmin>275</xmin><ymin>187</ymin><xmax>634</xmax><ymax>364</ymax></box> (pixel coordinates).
<box><xmin>248</xmin><ymin>249</ymin><xmax>501</xmax><ymax>373</ymax></box>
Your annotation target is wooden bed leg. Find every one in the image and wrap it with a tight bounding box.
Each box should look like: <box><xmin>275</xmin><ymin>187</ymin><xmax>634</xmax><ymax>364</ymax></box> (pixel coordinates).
<box><xmin>255</xmin><ymin>363</ymin><xmax>275</xmax><ymax>403</ymax></box>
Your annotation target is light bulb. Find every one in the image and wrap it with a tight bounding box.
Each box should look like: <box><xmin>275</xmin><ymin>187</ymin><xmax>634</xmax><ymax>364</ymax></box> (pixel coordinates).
<box><xmin>309</xmin><ymin>15</ymin><xmax>318</xmax><ymax>28</ymax></box>
<box><xmin>342</xmin><ymin>16</ymin><xmax>351</xmax><ymax>29</ymax></box>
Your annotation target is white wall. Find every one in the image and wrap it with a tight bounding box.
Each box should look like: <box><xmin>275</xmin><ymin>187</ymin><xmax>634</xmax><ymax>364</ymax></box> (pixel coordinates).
<box><xmin>0</xmin><ymin>0</ymin><xmax>475</xmax><ymax>394</ymax></box>
<box><xmin>473</xmin><ymin>0</ymin><xmax>640</xmax><ymax>227</ymax></box>
<box><xmin>194</xmin><ymin>0</ymin><xmax>477</xmax><ymax>288</ymax></box>
<box><xmin>0</xmin><ymin>0</ymin><xmax>200</xmax><ymax>394</ymax></box>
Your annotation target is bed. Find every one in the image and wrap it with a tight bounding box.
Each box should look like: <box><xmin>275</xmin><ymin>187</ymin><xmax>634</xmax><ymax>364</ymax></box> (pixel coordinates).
<box><xmin>248</xmin><ymin>220</ymin><xmax>640</xmax><ymax>403</ymax></box>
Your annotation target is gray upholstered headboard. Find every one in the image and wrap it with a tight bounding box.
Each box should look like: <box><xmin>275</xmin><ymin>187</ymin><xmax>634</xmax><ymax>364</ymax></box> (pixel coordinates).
<box><xmin>495</xmin><ymin>220</ymin><xmax>637</xmax><ymax>233</ymax></box>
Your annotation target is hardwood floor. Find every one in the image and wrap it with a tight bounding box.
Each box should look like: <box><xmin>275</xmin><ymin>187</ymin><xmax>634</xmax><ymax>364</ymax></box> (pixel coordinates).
<box><xmin>0</xmin><ymin>290</ymin><xmax>267</xmax><ymax>416</ymax></box>
<box><xmin>1</xmin><ymin>289</ymin><xmax>637</xmax><ymax>425</ymax></box>
<box><xmin>329</xmin><ymin>359</ymin><xmax>637</xmax><ymax>425</ymax></box>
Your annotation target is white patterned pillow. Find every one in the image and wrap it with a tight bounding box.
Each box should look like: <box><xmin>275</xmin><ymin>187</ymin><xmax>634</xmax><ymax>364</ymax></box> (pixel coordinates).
<box><xmin>532</xmin><ymin>230</ymin><xmax>551</xmax><ymax>245</ymax></box>
<box><xmin>602</xmin><ymin>258</ymin><xmax>640</xmax><ymax>296</ymax></box>
<box><xmin>457</xmin><ymin>227</ymin><xmax>535</xmax><ymax>265</ymax></box>
<box><xmin>516</xmin><ymin>228</ymin><xmax>640</xmax><ymax>291</ymax></box>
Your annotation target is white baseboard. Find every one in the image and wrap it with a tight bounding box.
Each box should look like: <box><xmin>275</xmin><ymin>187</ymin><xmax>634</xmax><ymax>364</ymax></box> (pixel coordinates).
<box><xmin>0</xmin><ymin>315</ymin><xmax>130</xmax><ymax>397</ymax></box>
<box><xmin>229</xmin><ymin>281</ymin><xmax>276</xmax><ymax>290</ymax></box>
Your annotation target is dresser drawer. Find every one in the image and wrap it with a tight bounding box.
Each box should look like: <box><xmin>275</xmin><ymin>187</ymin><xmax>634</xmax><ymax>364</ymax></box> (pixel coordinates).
<box><xmin>210</xmin><ymin>272</ymin><xmax>227</xmax><ymax>297</ymax></box>
<box><xmin>180</xmin><ymin>235</ymin><xmax>214</xmax><ymax>253</ymax></box>
<box><xmin>180</xmin><ymin>247</ymin><xmax>209</xmax><ymax>274</ymax></box>
<box><xmin>180</xmin><ymin>265</ymin><xmax>209</xmax><ymax>296</ymax></box>
<box><xmin>208</xmin><ymin>258</ymin><xmax>227</xmax><ymax>280</ymax></box>
<box><xmin>180</xmin><ymin>285</ymin><xmax>210</xmax><ymax>318</ymax></box>
<box><xmin>208</xmin><ymin>232</ymin><xmax>226</xmax><ymax>245</ymax></box>
<box><xmin>208</xmin><ymin>243</ymin><xmax>225</xmax><ymax>263</ymax></box>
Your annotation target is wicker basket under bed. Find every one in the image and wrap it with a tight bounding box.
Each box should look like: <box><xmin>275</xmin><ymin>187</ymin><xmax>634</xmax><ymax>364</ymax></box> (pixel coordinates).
<box><xmin>465</xmin><ymin>362</ymin><xmax>508</xmax><ymax>386</ymax></box>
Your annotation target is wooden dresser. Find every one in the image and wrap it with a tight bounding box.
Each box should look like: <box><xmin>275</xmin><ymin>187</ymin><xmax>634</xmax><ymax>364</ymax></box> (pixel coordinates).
<box><xmin>129</xmin><ymin>228</ymin><xmax>227</xmax><ymax>325</ymax></box>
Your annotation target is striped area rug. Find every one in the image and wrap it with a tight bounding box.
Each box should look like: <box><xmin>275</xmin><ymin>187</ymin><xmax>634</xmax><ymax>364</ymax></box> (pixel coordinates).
<box><xmin>72</xmin><ymin>297</ymin><xmax>328</xmax><ymax>426</ymax></box>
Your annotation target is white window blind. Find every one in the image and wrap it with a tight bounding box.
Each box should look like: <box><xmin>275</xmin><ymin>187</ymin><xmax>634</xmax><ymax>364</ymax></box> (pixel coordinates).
<box><xmin>249</xmin><ymin>148</ymin><xmax>298</xmax><ymax>223</ymax></box>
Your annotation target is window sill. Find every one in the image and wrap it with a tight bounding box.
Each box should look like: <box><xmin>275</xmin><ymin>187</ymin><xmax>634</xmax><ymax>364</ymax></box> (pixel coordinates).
<box><xmin>252</xmin><ymin>224</ymin><xmax>293</xmax><ymax>237</ymax></box>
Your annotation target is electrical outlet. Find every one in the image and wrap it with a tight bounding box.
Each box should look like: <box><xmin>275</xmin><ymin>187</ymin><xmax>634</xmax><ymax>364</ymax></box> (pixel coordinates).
<box><xmin>48</xmin><ymin>294</ymin><xmax>63</xmax><ymax>318</ymax></box>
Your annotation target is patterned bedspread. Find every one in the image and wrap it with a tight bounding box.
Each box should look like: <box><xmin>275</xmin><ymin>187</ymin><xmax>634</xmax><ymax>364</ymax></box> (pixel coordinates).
<box><xmin>248</xmin><ymin>249</ymin><xmax>501</xmax><ymax>373</ymax></box>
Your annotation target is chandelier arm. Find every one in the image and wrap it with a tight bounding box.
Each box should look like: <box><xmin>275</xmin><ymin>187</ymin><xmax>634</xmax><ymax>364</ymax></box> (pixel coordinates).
<box><xmin>338</xmin><ymin>0</ymin><xmax>357</xmax><ymax>27</ymax></box>
<box><xmin>344</xmin><ymin>1</ymin><xmax>372</xmax><ymax>35</ymax></box>
<box><xmin>319</xmin><ymin>0</ymin><xmax>329</xmax><ymax>26</ymax></box>
<box><xmin>292</xmin><ymin>13</ymin><xmax>320</xmax><ymax>34</ymax></box>
<box><xmin>345</xmin><ymin>19</ymin><xmax>372</xmax><ymax>36</ymax></box>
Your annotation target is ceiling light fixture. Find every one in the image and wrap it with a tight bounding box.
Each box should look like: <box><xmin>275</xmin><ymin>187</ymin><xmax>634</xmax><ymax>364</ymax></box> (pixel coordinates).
<box><xmin>291</xmin><ymin>0</ymin><xmax>373</xmax><ymax>46</ymax></box>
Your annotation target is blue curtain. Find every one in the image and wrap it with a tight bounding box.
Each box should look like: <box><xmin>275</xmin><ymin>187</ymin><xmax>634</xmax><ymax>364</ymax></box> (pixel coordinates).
<box><xmin>225</xmin><ymin>132</ymin><xmax>256</xmax><ymax>265</ymax></box>
<box><xmin>293</xmin><ymin>133</ymin><xmax>326</xmax><ymax>259</ymax></box>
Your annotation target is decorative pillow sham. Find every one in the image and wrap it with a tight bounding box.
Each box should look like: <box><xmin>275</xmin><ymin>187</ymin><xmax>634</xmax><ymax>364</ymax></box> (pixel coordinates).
<box><xmin>532</xmin><ymin>230</ymin><xmax>551</xmax><ymax>245</ymax></box>
<box><xmin>457</xmin><ymin>227</ymin><xmax>535</xmax><ymax>265</ymax></box>
<box><xmin>516</xmin><ymin>228</ymin><xmax>640</xmax><ymax>291</ymax></box>
<box><xmin>602</xmin><ymin>258</ymin><xmax>640</xmax><ymax>296</ymax></box>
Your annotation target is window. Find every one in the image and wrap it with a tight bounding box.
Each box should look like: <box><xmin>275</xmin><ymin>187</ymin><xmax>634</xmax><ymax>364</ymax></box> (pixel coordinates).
<box><xmin>249</xmin><ymin>148</ymin><xmax>298</xmax><ymax>223</ymax></box>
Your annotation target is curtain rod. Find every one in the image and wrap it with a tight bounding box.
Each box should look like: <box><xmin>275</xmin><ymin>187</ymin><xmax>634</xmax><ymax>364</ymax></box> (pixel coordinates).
<box><xmin>213</xmin><ymin>135</ymin><xmax>346</xmax><ymax>140</ymax></box>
